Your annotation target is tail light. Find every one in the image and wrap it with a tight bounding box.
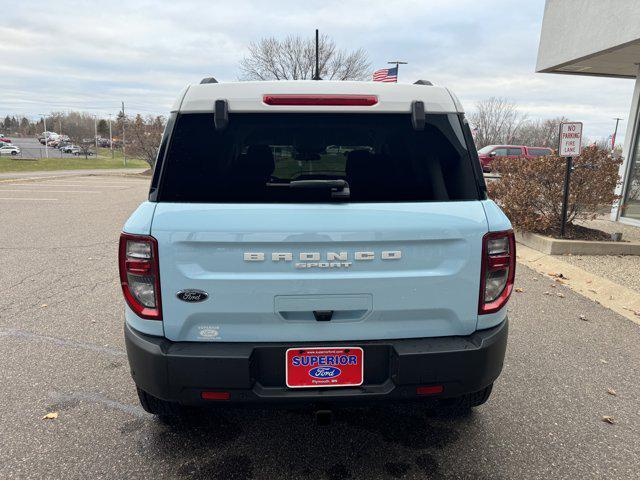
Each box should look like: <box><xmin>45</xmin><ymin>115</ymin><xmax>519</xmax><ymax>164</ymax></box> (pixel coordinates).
<box><xmin>118</xmin><ymin>233</ymin><xmax>162</xmax><ymax>320</ymax></box>
<box><xmin>263</xmin><ymin>94</ymin><xmax>378</xmax><ymax>106</ymax></box>
<box><xmin>479</xmin><ymin>230</ymin><xmax>515</xmax><ymax>314</ymax></box>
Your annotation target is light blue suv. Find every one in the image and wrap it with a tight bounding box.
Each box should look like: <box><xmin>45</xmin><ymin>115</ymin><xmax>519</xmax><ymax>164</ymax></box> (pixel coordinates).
<box><xmin>119</xmin><ymin>79</ymin><xmax>514</xmax><ymax>416</ymax></box>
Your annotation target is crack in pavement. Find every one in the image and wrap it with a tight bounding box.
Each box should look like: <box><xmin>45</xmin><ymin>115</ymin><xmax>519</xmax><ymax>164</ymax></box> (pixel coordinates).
<box><xmin>0</xmin><ymin>329</ymin><xmax>125</xmax><ymax>356</ymax></box>
<box><xmin>48</xmin><ymin>391</ymin><xmax>149</xmax><ymax>419</ymax></box>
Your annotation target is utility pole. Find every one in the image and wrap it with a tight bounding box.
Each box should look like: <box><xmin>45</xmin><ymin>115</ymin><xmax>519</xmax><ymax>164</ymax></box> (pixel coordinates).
<box><xmin>108</xmin><ymin>114</ymin><xmax>114</xmax><ymax>159</ymax></box>
<box><xmin>387</xmin><ymin>60</ymin><xmax>407</xmax><ymax>82</ymax></box>
<box><xmin>93</xmin><ymin>115</ymin><xmax>98</xmax><ymax>153</ymax></box>
<box><xmin>612</xmin><ymin>117</ymin><xmax>623</xmax><ymax>151</ymax></box>
<box><xmin>38</xmin><ymin>114</ymin><xmax>48</xmax><ymax>158</ymax></box>
<box><xmin>121</xmin><ymin>101</ymin><xmax>127</xmax><ymax>167</ymax></box>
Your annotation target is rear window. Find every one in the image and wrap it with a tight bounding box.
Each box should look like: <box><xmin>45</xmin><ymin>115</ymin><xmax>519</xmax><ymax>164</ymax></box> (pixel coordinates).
<box><xmin>156</xmin><ymin>113</ymin><xmax>481</xmax><ymax>203</ymax></box>
<box><xmin>528</xmin><ymin>148</ymin><xmax>552</xmax><ymax>157</ymax></box>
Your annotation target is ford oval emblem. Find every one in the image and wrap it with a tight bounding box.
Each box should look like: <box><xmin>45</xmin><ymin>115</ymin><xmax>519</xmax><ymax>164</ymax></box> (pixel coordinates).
<box><xmin>309</xmin><ymin>366</ymin><xmax>341</xmax><ymax>379</ymax></box>
<box><xmin>176</xmin><ymin>289</ymin><xmax>209</xmax><ymax>302</ymax></box>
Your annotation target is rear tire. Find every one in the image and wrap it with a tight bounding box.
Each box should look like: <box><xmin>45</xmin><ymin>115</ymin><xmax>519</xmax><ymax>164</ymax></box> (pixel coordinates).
<box><xmin>136</xmin><ymin>387</ymin><xmax>182</xmax><ymax>416</ymax></box>
<box><xmin>437</xmin><ymin>383</ymin><xmax>493</xmax><ymax>416</ymax></box>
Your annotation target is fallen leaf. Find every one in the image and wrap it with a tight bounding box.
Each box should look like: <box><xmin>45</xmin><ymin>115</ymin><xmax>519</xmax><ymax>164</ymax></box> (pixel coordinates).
<box><xmin>588</xmin><ymin>289</ymin><xmax>598</xmax><ymax>294</ymax></box>
<box><xmin>607</xmin><ymin>388</ymin><xmax>617</xmax><ymax>396</ymax></box>
<box><xmin>515</xmin><ymin>288</ymin><xmax>524</xmax><ymax>293</ymax></box>
<box><xmin>40</xmin><ymin>304</ymin><xmax>48</xmax><ymax>308</ymax></box>
<box><xmin>586</xmin><ymin>279</ymin><xmax>592</xmax><ymax>284</ymax></box>
<box><xmin>579</xmin><ymin>314</ymin><xmax>588</xmax><ymax>321</ymax></box>
<box><xmin>557</xmin><ymin>293</ymin><xmax>565</xmax><ymax>298</ymax></box>
<box><xmin>42</xmin><ymin>412</ymin><xmax>58</xmax><ymax>420</ymax></box>
<box><xmin>600</xmin><ymin>359</ymin><xmax>608</xmax><ymax>364</ymax></box>
<box><xmin>549</xmin><ymin>272</ymin><xmax>569</xmax><ymax>280</ymax></box>
<box><xmin>550</xmin><ymin>284</ymin><xmax>557</xmax><ymax>288</ymax></box>
<box><xmin>601</xmin><ymin>415</ymin><xmax>616</xmax><ymax>425</ymax></box>
<box><xmin>543</xmin><ymin>291</ymin><xmax>551</xmax><ymax>295</ymax></box>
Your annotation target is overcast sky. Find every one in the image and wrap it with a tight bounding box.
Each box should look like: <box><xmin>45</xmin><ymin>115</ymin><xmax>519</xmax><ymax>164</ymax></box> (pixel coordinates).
<box><xmin>0</xmin><ymin>0</ymin><xmax>633</xmax><ymax>141</ymax></box>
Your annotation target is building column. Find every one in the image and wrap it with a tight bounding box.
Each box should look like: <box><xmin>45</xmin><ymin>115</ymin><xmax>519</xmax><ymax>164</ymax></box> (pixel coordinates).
<box><xmin>611</xmin><ymin>64</ymin><xmax>640</xmax><ymax>221</ymax></box>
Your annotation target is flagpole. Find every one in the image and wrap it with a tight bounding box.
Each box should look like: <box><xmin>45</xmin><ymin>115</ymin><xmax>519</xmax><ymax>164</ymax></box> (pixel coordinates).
<box><xmin>387</xmin><ymin>60</ymin><xmax>407</xmax><ymax>82</ymax></box>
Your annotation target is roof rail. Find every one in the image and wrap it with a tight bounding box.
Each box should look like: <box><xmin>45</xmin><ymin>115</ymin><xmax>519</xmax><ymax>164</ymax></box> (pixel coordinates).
<box><xmin>200</xmin><ymin>77</ymin><xmax>219</xmax><ymax>84</ymax></box>
<box><xmin>414</xmin><ymin>80</ymin><xmax>433</xmax><ymax>86</ymax></box>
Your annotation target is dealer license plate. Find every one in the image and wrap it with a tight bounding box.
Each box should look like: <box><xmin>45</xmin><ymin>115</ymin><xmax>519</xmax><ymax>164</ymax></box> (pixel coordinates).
<box><xmin>285</xmin><ymin>347</ymin><xmax>364</xmax><ymax>388</ymax></box>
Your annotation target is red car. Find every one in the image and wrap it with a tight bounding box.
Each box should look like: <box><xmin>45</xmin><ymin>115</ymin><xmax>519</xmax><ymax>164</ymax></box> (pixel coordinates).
<box><xmin>0</xmin><ymin>135</ymin><xmax>11</xmax><ymax>144</ymax></box>
<box><xmin>477</xmin><ymin>145</ymin><xmax>552</xmax><ymax>172</ymax></box>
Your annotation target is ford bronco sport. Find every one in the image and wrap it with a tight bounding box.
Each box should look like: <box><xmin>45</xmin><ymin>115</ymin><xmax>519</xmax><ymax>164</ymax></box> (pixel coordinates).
<box><xmin>120</xmin><ymin>79</ymin><xmax>514</xmax><ymax>416</ymax></box>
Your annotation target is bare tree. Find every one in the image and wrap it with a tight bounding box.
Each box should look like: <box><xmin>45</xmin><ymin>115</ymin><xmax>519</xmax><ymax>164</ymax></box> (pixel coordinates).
<box><xmin>239</xmin><ymin>34</ymin><xmax>371</xmax><ymax>81</ymax></box>
<box><xmin>516</xmin><ymin>117</ymin><xmax>568</xmax><ymax>148</ymax></box>
<box><xmin>127</xmin><ymin>114</ymin><xmax>166</xmax><ymax>168</ymax></box>
<box><xmin>76</xmin><ymin>140</ymin><xmax>95</xmax><ymax>159</ymax></box>
<box><xmin>469</xmin><ymin>97</ymin><xmax>528</xmax><ymax>148</ymax></box>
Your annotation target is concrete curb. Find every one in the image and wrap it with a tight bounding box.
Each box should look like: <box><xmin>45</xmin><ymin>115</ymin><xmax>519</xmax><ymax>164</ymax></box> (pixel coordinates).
<box><xmin>0</xmin><ymin>171</ymin><xmax>148</xmax><ymax>184</ymax></box>
<box><xmin>516</xmin><ymin>230</ymin><xmax>640</xmax><ymax>255</ymax></box>
<box><xmin>517</xmin><ymin>244</ymin><xmax>640</xmax><ymax>326</ymax></box>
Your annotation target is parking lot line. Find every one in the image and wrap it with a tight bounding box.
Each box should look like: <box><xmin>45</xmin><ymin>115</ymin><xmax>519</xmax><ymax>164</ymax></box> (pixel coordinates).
<box><xmin>4</xmin><ymin>183</ymin><xmax>129</xmax><ymax>188</ymax></box>
<box><xmin>0</xmin><ymin>189</ymin><xmax>102</xmax><ymax>194</ymax></box>
<box><xmin>0</xmin><ymin>197</ymin><xmax>58</xmax><ymax>201</ymax></box>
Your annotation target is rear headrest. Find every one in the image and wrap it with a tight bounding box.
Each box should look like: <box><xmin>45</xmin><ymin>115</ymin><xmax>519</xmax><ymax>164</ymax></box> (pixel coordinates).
<box><xmin>245</xmin><ymin>145</ymin><xmax>275</xmax><ymax>179</ymax></box>
<box><xmin>346</xmin><ymin>150</ymin><xmax>372</xmax><ymax>178</ymax></box>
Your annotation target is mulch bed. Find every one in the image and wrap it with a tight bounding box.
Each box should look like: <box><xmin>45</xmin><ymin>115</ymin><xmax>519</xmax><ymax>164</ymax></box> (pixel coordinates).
<box><xmin>536</xmin><ymin>224</ymin><xmax>615</xmax><ymax>241</ymax></box>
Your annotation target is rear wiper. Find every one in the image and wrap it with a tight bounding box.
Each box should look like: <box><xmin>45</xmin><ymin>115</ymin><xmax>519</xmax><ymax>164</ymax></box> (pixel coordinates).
<box><xmin>288</xmin><ymin>179</ymin><xmax>350</xmax><ymax>200</ymax></box>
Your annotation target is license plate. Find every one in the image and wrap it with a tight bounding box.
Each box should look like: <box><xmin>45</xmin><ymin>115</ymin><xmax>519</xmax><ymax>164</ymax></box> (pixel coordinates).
<box><xmin>285</xmin><ymin>347</ymin><xmax>364</xmax><ymax>388</ymax></box>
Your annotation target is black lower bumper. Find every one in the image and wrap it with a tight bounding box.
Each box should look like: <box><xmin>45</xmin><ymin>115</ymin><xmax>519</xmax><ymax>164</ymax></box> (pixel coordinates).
<box><xmin>124</xmin><ymin>320</ymin><xmax>508</xmax><ymax>405</ymax></box>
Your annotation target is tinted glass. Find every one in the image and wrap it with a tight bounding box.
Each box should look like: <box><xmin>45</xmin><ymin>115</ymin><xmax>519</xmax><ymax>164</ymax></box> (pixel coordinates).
<box><xmin>492</xmin><ymin>148</ymin><xmax>508</xmax><ymax>156</ymax></box>
<box><xmin>477</xmin><ymin>145</ymin><xmax>496</xmax><ymax>154</ymax></box>
<box><xmin>528</xmin><ymin>148</ymin><xmax>551</xmax><ymax>156</ymax></box>
<box><xmin>507</xmin><ymin>147</ymin><xmax>523</xmax><ymax>156</ymax></box>
<box><xmin>158</xmin><ymin>113</ymin><xmax>480</xmax><ymax>203</ymax></box>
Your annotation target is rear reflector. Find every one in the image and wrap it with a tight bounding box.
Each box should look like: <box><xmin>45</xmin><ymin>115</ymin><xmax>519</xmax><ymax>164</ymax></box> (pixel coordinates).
<box><xmin>417</xmin><ymin>385</ymin><xmax>444</xmax><ymax>396</ymax></box>
<box><xmin>201</xmin><ymin>391</ymin><xmax>230</xmax><ymax>401</ymax></box>
<box><xmin>263</xmin><ymin>94</ymin><xmax>378</xmax><ymax>106</ymax></box>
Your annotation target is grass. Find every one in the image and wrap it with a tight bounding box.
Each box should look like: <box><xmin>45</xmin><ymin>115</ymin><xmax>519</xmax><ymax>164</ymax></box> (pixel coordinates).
<box><xmin>0</xmin><ymin>147</ymin><xmax>148</xmax><ymax>173</ymax></box>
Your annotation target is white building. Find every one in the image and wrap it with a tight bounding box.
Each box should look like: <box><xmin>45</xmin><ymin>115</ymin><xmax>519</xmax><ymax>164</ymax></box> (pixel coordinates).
<box><xmin>536</xmin><ymin>0</ymin><xmax>640</xmax><ymax>226</ymax></box>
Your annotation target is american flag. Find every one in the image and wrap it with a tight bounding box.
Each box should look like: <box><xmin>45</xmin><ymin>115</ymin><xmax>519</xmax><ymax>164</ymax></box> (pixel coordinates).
<box><xmin>372</xmin><ymin>66</ymin><xmax>398</xmax><ymax>82</ymax></box>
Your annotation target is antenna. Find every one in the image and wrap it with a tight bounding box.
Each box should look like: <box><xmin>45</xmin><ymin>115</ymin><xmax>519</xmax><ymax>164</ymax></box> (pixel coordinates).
<box><xmin>313</xmin><ymin>29</ymin><xmax>321</xmax><ymax>80</ymax></box>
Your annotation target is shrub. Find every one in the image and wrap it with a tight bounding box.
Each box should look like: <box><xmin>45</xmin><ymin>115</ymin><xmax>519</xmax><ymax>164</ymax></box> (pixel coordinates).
<box><xmin>488</xmin><ymin>146</ymin><xmax>621</xmax><ymax>235</ymax></box>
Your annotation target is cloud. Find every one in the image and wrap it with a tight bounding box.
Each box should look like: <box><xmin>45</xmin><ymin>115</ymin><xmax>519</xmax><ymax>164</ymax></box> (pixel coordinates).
<box><xmin>0</xmin><ymin>0</ymin><xmax>633</xmax><ymax>140</ymax></box>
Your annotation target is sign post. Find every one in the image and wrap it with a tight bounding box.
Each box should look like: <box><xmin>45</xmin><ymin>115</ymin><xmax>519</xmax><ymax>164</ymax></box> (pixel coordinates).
<box><xmin>558</xmin><ymin>122</ymin><xmax>583</xmax><ymax>237</ymax></box>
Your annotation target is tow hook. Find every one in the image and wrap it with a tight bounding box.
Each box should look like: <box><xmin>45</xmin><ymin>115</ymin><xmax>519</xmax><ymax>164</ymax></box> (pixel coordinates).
<box><xmin>315</xmin><ymin>409</ymin><xmax>333</xmax><ymax>426</ymax></box>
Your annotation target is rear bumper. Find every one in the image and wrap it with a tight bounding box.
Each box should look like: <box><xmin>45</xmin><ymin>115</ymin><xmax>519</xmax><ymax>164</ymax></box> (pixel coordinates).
<box><xmin>124</xmin><ymin>319</ymin><xmax>508</xmax><ymax>406</ymax></box>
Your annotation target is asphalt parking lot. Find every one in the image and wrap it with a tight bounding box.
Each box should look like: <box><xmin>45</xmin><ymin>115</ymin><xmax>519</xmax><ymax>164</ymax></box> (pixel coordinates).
<box><xmin>3</xmin><ymin>137</ymin><xmax>90</xmax><ymax>158</ymax></box>
<box><xmin>0</xmin><ymin>174</ymin><xmax>639</xmax><ymax>479</ymax></box>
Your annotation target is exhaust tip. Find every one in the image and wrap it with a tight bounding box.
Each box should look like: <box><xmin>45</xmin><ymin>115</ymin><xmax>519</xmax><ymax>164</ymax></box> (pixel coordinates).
<box><xmin>315</xmin><ymin>409</ymin><xmax>333</xmax><ymax>426</ymax></box>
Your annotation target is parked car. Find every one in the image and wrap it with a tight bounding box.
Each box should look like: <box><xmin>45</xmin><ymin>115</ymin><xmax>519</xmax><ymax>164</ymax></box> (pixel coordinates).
<box><xmin>60</xmin><ymin>144</ymin><xmax>79</xmax><ymax>153</ymax></box>
<box><xmin>73</xmin><ymin>148</ymin><xmax>93</xmax><ymax>156</ymax></box>
<box><xmin>477</xmin><ymin>145</ymin><xmax>553</xmax><ymax>172</ymax></box>
<box><xmin>0</xmin><ymin>134</ymin><xmax>11</xmax><ymax>143</ymax></box>
<box><xmin>0</xmin><ymin>145</ymin><xmax>20</xmax><ymax>156</ymax></box>
<box><xmin>120</xmin><ymin>79</ymin><xmax>514</xmax><ymax>417</ymax></box>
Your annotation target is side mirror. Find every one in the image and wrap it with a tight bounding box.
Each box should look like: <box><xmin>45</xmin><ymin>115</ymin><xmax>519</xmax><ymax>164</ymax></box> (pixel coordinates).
<box><xmin>488</xmin><ymin>151</ymin><xmax>497</xmax><ymax>157</ymax></box>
